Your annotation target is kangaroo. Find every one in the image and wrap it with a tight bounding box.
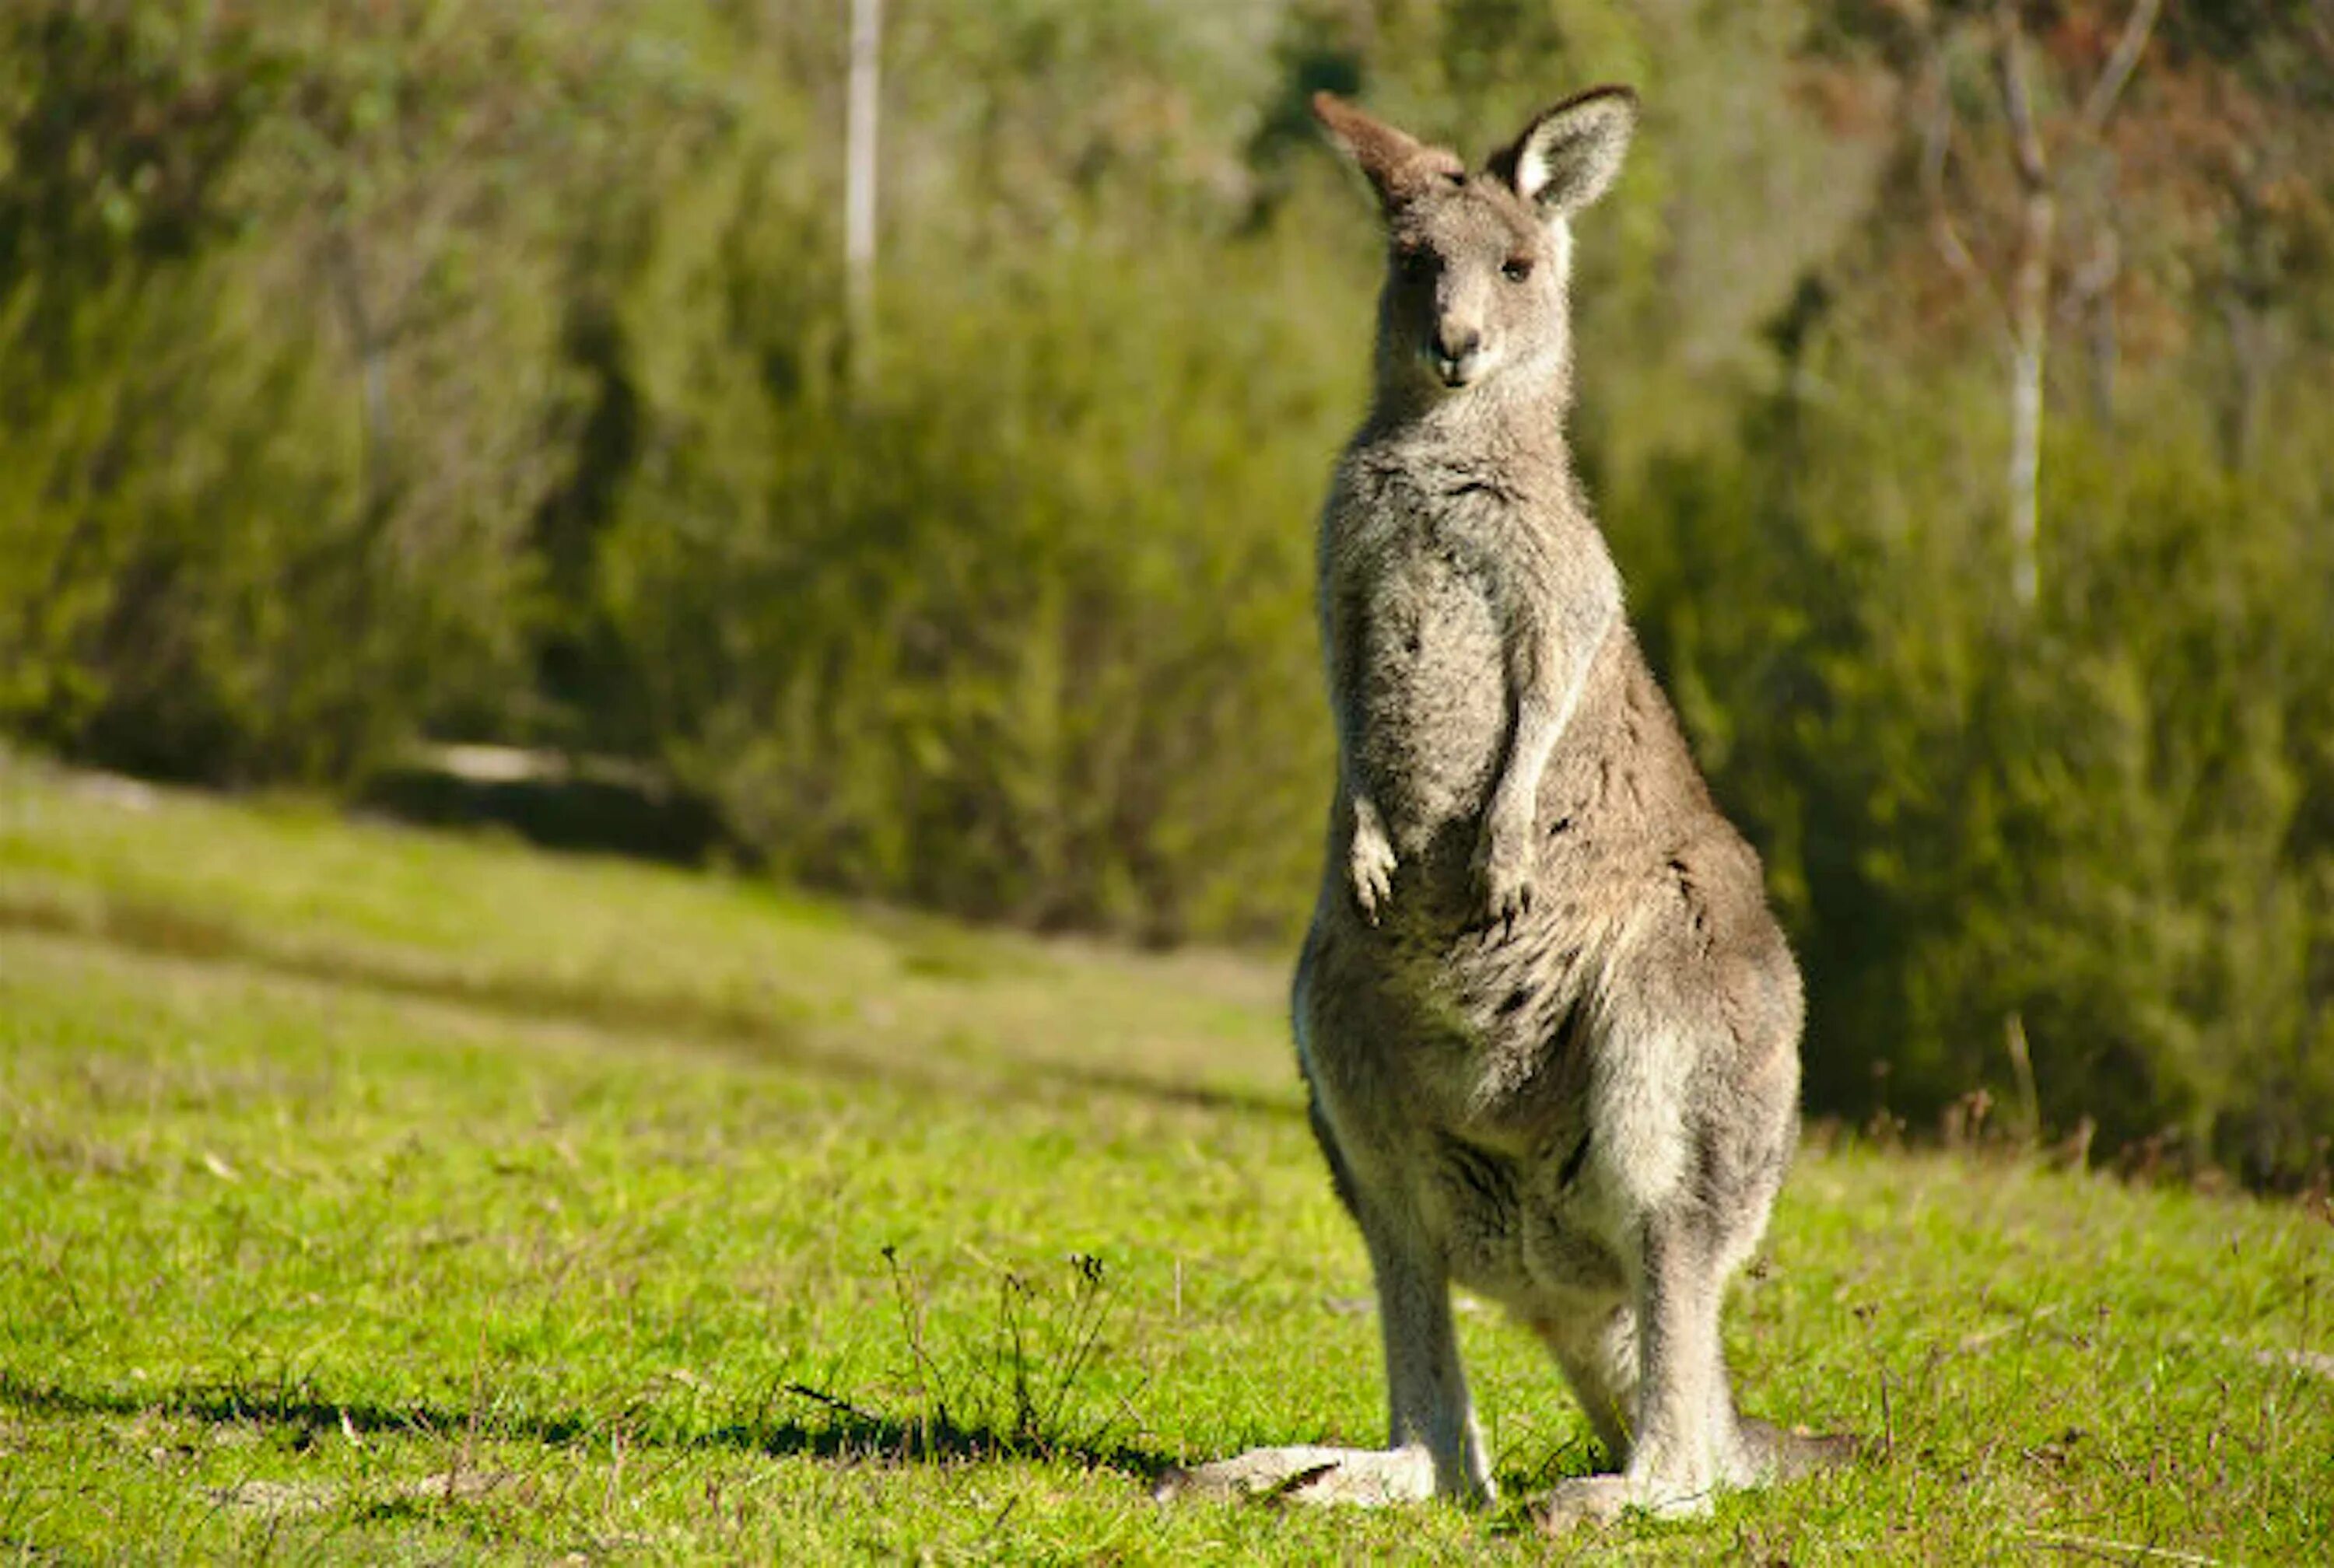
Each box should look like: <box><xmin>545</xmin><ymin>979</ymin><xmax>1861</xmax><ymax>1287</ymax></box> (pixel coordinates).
<box><xmin>1158</xmin><ymin>89</ymin><xmax>1853</xmax><ymax>1529</ymax></box>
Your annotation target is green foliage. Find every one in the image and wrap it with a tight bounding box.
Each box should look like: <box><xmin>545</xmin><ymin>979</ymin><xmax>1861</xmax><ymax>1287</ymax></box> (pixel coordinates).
<box><xmin>1617</xmin><ymin>354</ymin><xmax>2334</xmax><ymax>1185</ymax></box>
<box><xmin>0</xmin><ymin>2</ymin><xmax>689</xmax><ymax>779</ymax></box>
<box><xmin>0</xmin><ymin>249</ymin><xmax>386</xmax><ymax>779</ymax></box>
<box><xmin>591</xmin><ymin>145</ymin><xmax>1349</xmax><ymax>938</ymax></box>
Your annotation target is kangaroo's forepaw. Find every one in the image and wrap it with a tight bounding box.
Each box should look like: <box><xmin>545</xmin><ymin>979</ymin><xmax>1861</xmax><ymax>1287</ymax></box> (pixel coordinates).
<box><xmin>1473</xmin><ymin>825</ymin><xmax>1534</xmax><ymax>936</ymax></box>
<box><xmin>1350</xmin><ymin>823</ymin><xmax>1397</xmax><ymax>922</ymax></box>
<box><xmin>1155</xmin><ymin>1445</ymin><xmax>1437</xmax><ymax>1508</ymax></box>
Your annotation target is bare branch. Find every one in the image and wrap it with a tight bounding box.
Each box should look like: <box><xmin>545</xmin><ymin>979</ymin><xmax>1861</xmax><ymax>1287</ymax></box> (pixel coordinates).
<box><xmin>2080</xmin><ymin>0</ymin><xmax>2164</xmax><ymax>134</ymax></box>
<box><xmin>1920</xmin><ymin>37</ymin><xmax>2010</xmax><ymax>335</ymax></box>
<box><xmin>1994</xmin><ymin>2</ymin><xmax>2048</xmax><ymax>191</ymax></box>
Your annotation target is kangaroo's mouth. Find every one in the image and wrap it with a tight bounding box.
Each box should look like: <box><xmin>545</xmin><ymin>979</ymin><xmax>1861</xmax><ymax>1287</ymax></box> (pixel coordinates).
<box><xmin>1428</xmin><ymin>322</ymin><xmax>1488</xmax><ymax>388</ymax></box>
<box><xmin>1434</xmin><ymin>352</ymin><xmax>1484</xmax><ymax>387</ymax></box>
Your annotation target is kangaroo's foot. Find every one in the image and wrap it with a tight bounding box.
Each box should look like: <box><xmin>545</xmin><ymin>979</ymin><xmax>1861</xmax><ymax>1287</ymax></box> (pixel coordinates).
<box><xmin>1154</xmin><ymin>1444</ymin><xmax>1439</xmax><ymax>1508</ymax></box>
<box><xmin>1736</xmin><ymin>1416</ymin><xmax>1865</xmax><ymax>1481</ymax></box>
<box><xmin>1535</xmin><ymin>1472</ymin><xmax>1714</xmax><ymax>1533</ymax></box>
<box><xmin>1535</xmin><ymin>1419</ymin><xmax>1861</xmax><ymax>1535</ymax></box>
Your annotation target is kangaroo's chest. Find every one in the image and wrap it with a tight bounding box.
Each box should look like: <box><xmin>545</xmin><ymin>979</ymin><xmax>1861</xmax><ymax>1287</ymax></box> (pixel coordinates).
<box><xmin>1347</xmin><ymin>512</ymin><xmax>1510</xmax><ymax>843</ymax></box>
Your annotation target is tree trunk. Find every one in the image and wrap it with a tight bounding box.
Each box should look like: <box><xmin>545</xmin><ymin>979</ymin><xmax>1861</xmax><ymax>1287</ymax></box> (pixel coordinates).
<box><xmin>1997</xmin><ymin>4</ymin><xmax>2051</xmax><ymax>609</ymax></box>
<box><xmin>2004</xmin><ymin>184</ymin><xmax>2051</xmax><ymax>609</ymax></box>
<box><xmin>845</xmin><ymin>0</ymin><xmax>881</xmax><ymax>388</ymax></box>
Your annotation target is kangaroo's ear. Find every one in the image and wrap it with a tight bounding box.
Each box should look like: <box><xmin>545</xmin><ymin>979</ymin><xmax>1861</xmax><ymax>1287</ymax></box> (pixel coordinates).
<box><xmin>1491</xmin><ymin>86</ymin><xmax>1638</xmax><ymax>218</ymax></box>
<box><xmin>1312</xmin><ymin>92</ymin><xmax>1464</xmax><ymax>213</ymax></box>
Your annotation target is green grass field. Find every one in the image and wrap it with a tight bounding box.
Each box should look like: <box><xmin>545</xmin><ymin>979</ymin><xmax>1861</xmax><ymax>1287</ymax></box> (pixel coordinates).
<box><xmin>2</xmin><ymin>750</ymin><xmax>2328</xmax><ymax>1563</ymax></box>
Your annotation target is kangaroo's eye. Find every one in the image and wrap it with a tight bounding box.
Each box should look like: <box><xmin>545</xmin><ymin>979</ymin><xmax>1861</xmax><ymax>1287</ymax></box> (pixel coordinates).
<box><xmin>1502</xmin><ymin>257</ymin><xmax>1534</xmax><ymax>283</ymax></box>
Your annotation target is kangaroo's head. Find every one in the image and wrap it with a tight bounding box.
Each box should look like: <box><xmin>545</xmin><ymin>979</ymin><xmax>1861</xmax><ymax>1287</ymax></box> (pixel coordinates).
<box><xmin>1315</xmin><ymin>88</ymin><xmax>1636</xmax><ymax>408</ymax></box>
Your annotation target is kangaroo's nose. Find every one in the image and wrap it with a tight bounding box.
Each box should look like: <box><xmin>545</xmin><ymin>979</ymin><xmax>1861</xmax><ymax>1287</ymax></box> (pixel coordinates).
<box><xmin>1433</xmin><ymin>324</ymin><xmax>1484</xmax><ymax>386</ymax></box>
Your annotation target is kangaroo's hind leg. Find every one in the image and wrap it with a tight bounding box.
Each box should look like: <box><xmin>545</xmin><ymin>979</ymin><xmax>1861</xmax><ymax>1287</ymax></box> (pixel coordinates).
<box><xmin>1155</xmin><ymin>1091</ymin><xmax>1490</xmax><ymax>1508</ymax></box>
<box><xmin>1149</xmin><ymin>1191</ymin><xmax>1481</xmax><ymax>1507</ymax></box>
<box><xmin>1529</xmin><ymin>1299</ymin><xmax>1638</xmax><ymax>1468</ymax></box>
<box><xmin>1358</xmin><ymin>1183</ymin><xmax>1495</xmax><ymax>1503</ymax></box>
<box><xmin>1538</xmin><ymin>947</ymin><xmax>1856</xmax><ymax>1531</ymax></box>
<box><xmin>1151</xmin><ymin>1206</ymin><xmax>1481</xmax><ymax>1506</ymax></box>
<box><xmin>1534</xmin><ymin>1201</ymin><xmax>1747</xmax><ymax>1528</ymax></box>
<box><xmin>1157</xmin><ymin>962</ymin><xmax>1493</xmax><ymax>1510</ymax></box>
<box><xmin>1596</xmin><ymin>1198</ymin><xmax>1858</xmax><ymax>1505</ymax></box>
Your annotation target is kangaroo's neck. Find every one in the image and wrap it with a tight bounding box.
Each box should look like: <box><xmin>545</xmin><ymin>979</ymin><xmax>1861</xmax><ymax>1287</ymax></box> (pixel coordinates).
<box><xmin>1354</xmin><ymin>372</ymin><xmax>1581</xmax><ymax>507</ymax></box>
<box><xmin>1360</xmin><ymin>360</ymin><xmax>1575</xmax><ymax>459</ymax></box>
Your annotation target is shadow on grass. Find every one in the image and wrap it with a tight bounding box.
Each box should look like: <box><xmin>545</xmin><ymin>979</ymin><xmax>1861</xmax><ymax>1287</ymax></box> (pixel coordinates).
<box><xmin>355</xmin><ymin>764</ymin><xmax>725</xmax><ymax>868</ymax></box>
<box><xmin>0</xmin><ymin>1371</ymin><xmax>1181</xmax><ymax>1484</ymax></box>
<box><xmin>0</xmin><ymin>889</ymin><xmax>1298</xmax><ymax>1124</ymax></box>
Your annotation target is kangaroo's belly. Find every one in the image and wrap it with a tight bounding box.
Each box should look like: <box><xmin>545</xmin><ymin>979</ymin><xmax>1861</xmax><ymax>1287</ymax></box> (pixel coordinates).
<box><xmin>1354</xmin><ymin>551</ymin><xmax>1505</xmax><ymax>848</ymax></box>
<box><xmin>1294</xmin><ymin>913</ymin><xmax>1631</xmax><ymax>1305</ymax></box>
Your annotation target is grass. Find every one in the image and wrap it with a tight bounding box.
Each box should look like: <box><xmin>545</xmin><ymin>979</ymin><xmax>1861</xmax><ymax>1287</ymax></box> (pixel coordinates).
<box><xmin>1</xmin><ymin>748</ymin><xmax>2328</xmax><ymax>1563</ymax></box>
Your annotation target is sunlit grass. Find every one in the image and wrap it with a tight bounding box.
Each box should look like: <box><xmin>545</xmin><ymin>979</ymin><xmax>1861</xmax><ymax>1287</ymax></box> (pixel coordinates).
<box><xmin>2</xmin><ymin>752</ymin><xmax>2327</xmax><ymax>1562</ymax></box>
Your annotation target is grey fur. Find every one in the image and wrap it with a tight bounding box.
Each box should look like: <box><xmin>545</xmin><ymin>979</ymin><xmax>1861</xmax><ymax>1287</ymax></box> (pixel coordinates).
<box><xmin>1157</xmin><ymin>89</ymin><xmax>1853</xmax><ymax>1528</ymax></box>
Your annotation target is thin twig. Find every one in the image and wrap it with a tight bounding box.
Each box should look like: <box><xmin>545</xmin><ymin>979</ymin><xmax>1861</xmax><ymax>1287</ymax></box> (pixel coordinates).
<box><xmin>1919</xmin><ymin>37</ymin><xmax>2010</xmax><ymax>334</ymax></box>
<box><xmin>782</xmin><ymin>1381</ymin><xmax>879</xmax><ymax>1424</ymax></box>
<box><xmin>1877</xmin><ymin>1367</ymin><xmax>1894</xmax><ymax>1461</ymax></box>
<box><xmin>1043</xmin><ymin>1255</ymin><xmax>1115</xmax><ymax>1439</ymax></box>
<box><xmin>2025</xmin><ymin>1529</ymin><xmax>2223</xmax><ymax>1567</ymax></box>
<box><xmin>1259</xmin><ymin>1461</ymin><xmax>1339</xmax><ymax>1504</ymax></box>
<box><xmin>2080</xmin><ymin>0</ymin><xmax>2164</xmax><ymax>133</ymax></box>
<box><xmin>882</xmin><ymin>1244</ymin><xmax>952</xmax><ymax>1447</ymax></box>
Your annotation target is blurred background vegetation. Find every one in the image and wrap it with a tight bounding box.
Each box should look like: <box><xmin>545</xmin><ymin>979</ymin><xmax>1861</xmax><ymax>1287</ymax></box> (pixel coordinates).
<box><xmin>2</xmin><ymin>0</ymin><xmax>2329</xmax><ymax>1187</ymax></box>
